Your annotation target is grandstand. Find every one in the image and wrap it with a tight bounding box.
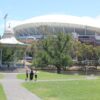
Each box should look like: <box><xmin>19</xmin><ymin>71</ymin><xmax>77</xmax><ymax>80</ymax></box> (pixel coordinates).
<box><xmin>13</xmin><ymin>15</ymin><xmax>100</xmax><ymax>45</ymax></box>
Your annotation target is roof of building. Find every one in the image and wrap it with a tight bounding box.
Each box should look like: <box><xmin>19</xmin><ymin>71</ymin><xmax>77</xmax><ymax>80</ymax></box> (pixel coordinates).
<box><xmin>0</xmin><ymin>27</ymin><xmax>25</xmax><ymax>45</ymax></box>
<box><xmin>13</xmin><ymin>15</ymin><xmax>100</xmax><ymax>29</ymax></box>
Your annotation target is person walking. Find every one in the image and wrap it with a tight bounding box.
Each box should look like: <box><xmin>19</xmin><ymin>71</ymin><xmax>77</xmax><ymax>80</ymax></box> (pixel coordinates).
<box><xmin>25</xmin><ymin>66</ymin><xmax>29</xmax><ymax>81</ymax></box>
<box><xmin>34</xmin><ymin>69</ymin><xmax>37</xmax><ymax>81</ymax></box>
<box><xmin>25</xmin><ymin>69</ymin><xmax>29</xmax><ymax>81</ymax></box>
<box><xmin>30</xmin><ymin>68</ymin><xmax>34</xmax><ymax>81</ymax></box>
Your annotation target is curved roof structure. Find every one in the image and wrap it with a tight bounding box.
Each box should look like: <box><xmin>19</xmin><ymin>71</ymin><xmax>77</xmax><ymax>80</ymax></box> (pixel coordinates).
<box><xmin>13</xmin><ymin>15</ymin><xmax>100</xmax><ymax>28</ymax></box>
<box><xmin>0</xmin><ymin>37</ymin><xmax>24</xmax><ymax>45</ymax></box>
<box><xmin>13</xmin><ymin>15</ymin><xmax>100</xmax><ymax>39</ymax></box>
<box><xmin>0</xmin><ymin>28</ymin><xmax>25</xmax><ymax>45</ymax></box>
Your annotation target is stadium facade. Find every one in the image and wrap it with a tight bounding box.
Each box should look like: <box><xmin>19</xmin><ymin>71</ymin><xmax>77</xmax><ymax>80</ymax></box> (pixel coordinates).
<box><xmin>12</xmin><ymin>15</ymin><xmax>100</xmax><ymax>45</ymax></box>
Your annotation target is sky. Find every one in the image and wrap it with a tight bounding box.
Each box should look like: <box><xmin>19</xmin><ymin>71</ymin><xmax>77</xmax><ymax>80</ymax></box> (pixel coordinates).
<box><xmin>0</xmin><ymin>0</ymin><xmax>100</xmax><ymax>36</ymax></box>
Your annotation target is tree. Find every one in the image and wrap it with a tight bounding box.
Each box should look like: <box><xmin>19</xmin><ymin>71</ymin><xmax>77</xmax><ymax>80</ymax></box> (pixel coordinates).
<box><xmin>1</xmin><ymin>46</ymin><xmax>25</xmax><ymax>66</ymax></box>
<box><xmin>33</xmin><ymin>33</ymin><xmax>73</xmax><ymax>73</ymax></box>
<box><xmin>75</xmin><ymin>42</ymin><xmax>100</xmax><ymax>70</ymax></box>
<box><xmin>2</xmin><ymin>47</ymin><xmax>14</xmax><ymax>63</ymax></box>
<box><xmin>92</xmin><ymin>46</ymin><xmax>100</xmax><ymax>69</ymax></box>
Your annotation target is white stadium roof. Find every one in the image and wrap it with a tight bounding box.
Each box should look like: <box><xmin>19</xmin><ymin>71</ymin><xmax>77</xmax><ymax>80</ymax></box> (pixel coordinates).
<box><xmin>11</xmin><ymin>15</ymin><xmax>100</xmax><ymax>29</ymax></box>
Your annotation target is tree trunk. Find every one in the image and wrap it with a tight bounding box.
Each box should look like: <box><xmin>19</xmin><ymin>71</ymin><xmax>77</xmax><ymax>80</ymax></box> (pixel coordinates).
<box><xmin>56</xmin><ymin>66</ymin><xmax>61</xmax><ymax>74</ymax></box>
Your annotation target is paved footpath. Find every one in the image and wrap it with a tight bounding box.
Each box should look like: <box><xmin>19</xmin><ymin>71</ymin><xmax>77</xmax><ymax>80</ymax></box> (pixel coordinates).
<box><xmin>0</xmin><ymin>73</ymin><xmax>41</xmax><ymax>100</ymax></box>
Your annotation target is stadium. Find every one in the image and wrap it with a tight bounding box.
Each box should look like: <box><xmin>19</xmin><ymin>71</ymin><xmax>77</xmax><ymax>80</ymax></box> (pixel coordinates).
<box><xmin>12</xmin><ymin>15</ymin><xmax>100</xmax><ymax>45</ymax></box>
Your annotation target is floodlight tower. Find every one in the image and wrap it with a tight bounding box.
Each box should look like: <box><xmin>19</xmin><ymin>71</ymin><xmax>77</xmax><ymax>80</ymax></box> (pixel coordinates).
<box><xmin>0</xmin><ymin>14</ymin><xmax>8</xmax><ymax>67</ymax></box>
<box><xmin>4</xmin><ymin>14</ymin><xmax>8</xmax><ymax>33</ymax></box>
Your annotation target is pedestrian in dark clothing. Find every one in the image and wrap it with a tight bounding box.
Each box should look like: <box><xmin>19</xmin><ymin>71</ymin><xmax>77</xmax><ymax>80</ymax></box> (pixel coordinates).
<box><xmin>30</xmin><ymin>68</ymin><xmax>34</xmax><ymax>80</ymax></box>
<box><xmin>34</xmin><ymin>70</ymin><xmax>37</xmax><ymax>81</ymax></box>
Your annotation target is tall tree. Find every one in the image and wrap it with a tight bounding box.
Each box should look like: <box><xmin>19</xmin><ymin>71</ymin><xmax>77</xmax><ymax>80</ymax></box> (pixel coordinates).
<box><xmin>33</xmin><ymin>33</ymin><xmax>73</xmax><ymax>73</ymax></box>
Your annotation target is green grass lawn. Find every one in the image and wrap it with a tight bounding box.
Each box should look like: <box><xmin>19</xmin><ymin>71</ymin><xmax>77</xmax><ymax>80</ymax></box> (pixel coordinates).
<box><xmin>17</xmin><ymin>71</ymin><xmax>85</xmax><ymax>80</ymax></box>
<box><xmin>19</xmin><ymin>71</ymin><xmax>100</xmax><ymax>100</ymax></box>
<box><xmin>0</xmin><ymin>74</ymin><xmax>4</xmax><ymax>79</ymax></box>
<box><xmin>0</xmin><ymin>84</ymin><xmax>6</xmax><ymax>100</ymax></box>
<box><xmin>23</xmin><ymin>79</ymin><xmax>100</xmax><ymax>100</ymax></box>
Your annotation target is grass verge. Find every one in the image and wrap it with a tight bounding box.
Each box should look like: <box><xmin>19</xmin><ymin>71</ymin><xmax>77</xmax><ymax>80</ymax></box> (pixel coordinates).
<box><xmin>23</xmin><ymin>79</ymin><xmax>100</xmax><ymax>100</ymax></box>
<box><xmin>17</xmin><ymin>71</ymin><xmax>85</xmax><ymax>80</ymax></box>
<box><xmin>0</xmin><ymin>74</ymin><xmax>4</xmax><ymax>79</ymax></box>
<box><xmin>0</xmin><ymin>84</ymin><xmax>6</xmax><ymax>100</ymax></box>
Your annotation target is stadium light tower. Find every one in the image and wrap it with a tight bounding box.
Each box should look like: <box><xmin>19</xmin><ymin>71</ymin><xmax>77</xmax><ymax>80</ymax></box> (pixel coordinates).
<box><xmin>4</xmin><ymin>13</ymin><xmax>8</xmax><ymax>32</ymax></box>
<box><xmin>0</xmin><ymin>14</ymin><xmax>8</xmax><ymax>67</ymax></box>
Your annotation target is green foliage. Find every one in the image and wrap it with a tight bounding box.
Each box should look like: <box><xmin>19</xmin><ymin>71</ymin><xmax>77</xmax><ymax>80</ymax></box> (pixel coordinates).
<box><xmin>74</xmin><ymin>41</ymin><xmax>100</xmax><ymax>67</ymax></box>
<box><xmin>2</xmin><ymin>47</ymin><xmax>14</xmax><ymax>63</ymax></box>
<box><xmin>1</xmin><ymin>47</ymin><xmax>24</xmax><ymax>64</ymax></box>
<box><xmin>32</xmin><ymin>33</ymin><xmax>73</xmax><ymax>73</ymax></box>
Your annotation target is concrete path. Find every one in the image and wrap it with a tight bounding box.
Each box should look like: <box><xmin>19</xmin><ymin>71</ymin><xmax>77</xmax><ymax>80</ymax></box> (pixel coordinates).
<box><xmin>0</xmin><ymin>73</ymin><xmax>41</xmax><ymax>100</ymax></box>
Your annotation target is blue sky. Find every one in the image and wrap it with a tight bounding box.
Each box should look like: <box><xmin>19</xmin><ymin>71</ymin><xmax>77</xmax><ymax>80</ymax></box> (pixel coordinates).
<box><xmin>0</xmin><ymin>0</ymin><xmax>100</xmax><ymax>35</ymax></box>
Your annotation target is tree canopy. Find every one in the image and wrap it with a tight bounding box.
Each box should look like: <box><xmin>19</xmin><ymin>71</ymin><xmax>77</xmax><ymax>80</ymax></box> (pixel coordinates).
<box><xmin>33</xmin><ymin>33</ymin><xmax>73</xmax><ymax>73</ymax></box>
